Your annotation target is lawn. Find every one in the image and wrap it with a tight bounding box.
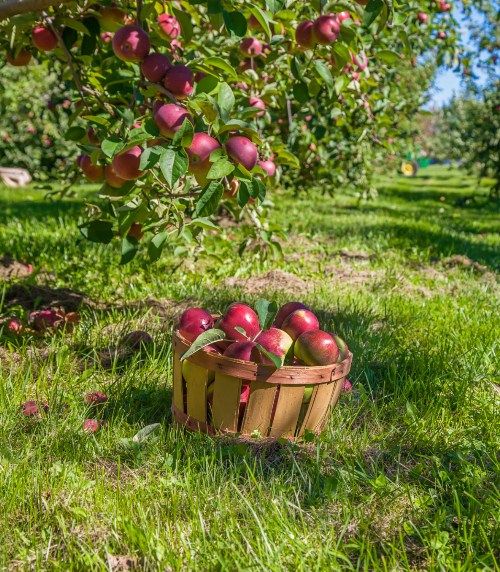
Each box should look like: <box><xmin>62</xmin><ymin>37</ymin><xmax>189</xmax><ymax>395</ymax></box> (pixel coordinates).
<box><xmin>0</xmin><ymin>166</ymin><xmax>498</xmax><ymax>570</ymax></box>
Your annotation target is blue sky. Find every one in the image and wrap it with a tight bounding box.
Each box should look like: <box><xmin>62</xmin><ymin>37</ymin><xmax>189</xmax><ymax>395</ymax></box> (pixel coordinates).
<box><xmin>428</xmin><ymin>68</ymin><xmax>463</xmax><ymax>107</ymax></box>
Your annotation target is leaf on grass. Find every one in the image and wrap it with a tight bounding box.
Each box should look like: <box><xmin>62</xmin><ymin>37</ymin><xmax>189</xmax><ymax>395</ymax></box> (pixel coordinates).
<box><xmin>181</xmin><ymin>329</ymin><xmax>226</xmax><ymax>361</ymax></box>
<box><xmin>132</xmin><ymin>423</ymin><xmax>161</xmax><ymax>443</ymax></box>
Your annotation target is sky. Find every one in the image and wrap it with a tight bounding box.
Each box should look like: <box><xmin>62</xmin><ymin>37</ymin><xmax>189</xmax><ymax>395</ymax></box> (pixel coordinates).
<box><xmin>427</xmin><ymin>68</ymin><xmax>463</xmax><ymax>108</ymax></box>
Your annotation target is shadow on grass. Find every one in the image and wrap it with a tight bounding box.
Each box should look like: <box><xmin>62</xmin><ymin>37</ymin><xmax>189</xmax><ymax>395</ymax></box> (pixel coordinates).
<box><xmin>0</xmin><ymin>198</ymin><xmax>87</xmax><ymax>224</ymax></box>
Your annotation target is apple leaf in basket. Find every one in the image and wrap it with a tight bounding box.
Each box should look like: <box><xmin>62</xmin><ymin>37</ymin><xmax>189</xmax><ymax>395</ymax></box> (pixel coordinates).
<box><xmin>255</xmin><ymin>298</ymin><xmax>278</xmax><ymax>330</ymax></box>
<box><xmin>234</xmin><ymin>325</ymin><xmax>248</xmax><ymax>337</ymax></box>
<box><xmin>181</xmin><ymin>328</ymin><xmax>226</xmax><ymax>361</ymax></box>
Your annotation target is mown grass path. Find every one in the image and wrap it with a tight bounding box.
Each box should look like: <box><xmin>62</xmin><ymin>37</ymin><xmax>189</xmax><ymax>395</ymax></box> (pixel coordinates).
<box><xmin>0</xmin><ymin>167</ymin><xmax>498</xmax><ymax>570</ymax></box>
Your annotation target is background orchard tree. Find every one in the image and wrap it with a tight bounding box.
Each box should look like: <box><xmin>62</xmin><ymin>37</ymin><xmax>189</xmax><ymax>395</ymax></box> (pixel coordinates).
<box><xmin>0</xmin><ymin>0</ymin><xmax>471</xmax><ymax>263</ymax></box>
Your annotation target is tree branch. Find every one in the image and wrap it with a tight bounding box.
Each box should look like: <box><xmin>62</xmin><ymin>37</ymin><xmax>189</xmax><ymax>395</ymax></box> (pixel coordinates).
<box><xmin>0</xmin><ymin>0</ymin><xmax>71</xmax><ymax>21</ymax></box>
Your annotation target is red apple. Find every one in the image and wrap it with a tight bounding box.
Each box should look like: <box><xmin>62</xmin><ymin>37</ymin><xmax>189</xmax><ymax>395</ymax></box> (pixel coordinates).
<box><xmin>112</xmin><ymin>25</ymin><xmax>150</xmax><ymax>62</ymax></box>
<box><xmin>295</xmin><ymin>20</ymin><xmax>316</xmax><ymax>49</ymax></box>
<box><xmin>32</xmin><ymin>25</ymin><xmax>58</xmax><ymax>52</ymax></box>
<box><xmin>187</xmin><ymin>132</ymin><xmax>221</xmax><ymax>185</ymax></box>
<box><xmin>105</xmin><ymin>164</ymin><xmax>127</xmax><ymax>188</ymax></box>
<box><xmin>86</xmin><ymin>127</ymin><xmax>100</xmax><ymax>146</ymax></box>
<box><xmin>77</xmin><ymin>155</ymin><xmax>104</xmax><ymax>182</ymax></box>
<box><xmin>240</xmin><ymin>37</ymin><xmax>263</xmax><ymax>56</ymax></box>
<box><xmin>217</xmin><ymin>303</ymin><xmax>260</xmax><ymax>341</ymax></box>
<box><xmin>282</xmin><ymin>309</ymin><xmax>319</xmax><ymax>341</ymax></box>
<box><xmin>163</xmin><ymin>65</ymin><xmax>194</xmax><ymax>98</ymax></box>
<box><xmin>437</xmin><ymin>31</ymin><xmax>447</xmax><ymax>40</ymax></box>
<box><xmin>112</xmin><ymin>146</ymin><xmax>143</xmax><ymax>180</ymax></box>
<box><xmin>141</xmin><ymin>52</ymin><xmax>171</xmax><ymax>83</ymax></box>
<box><xmin>157</xmin><ymin>13</ymin><xmax>181</xmax><ymax>41</ymax></box>
<box><xmin>313</xmin><ymin>14</ymin><xmax>340</xmax><ymax>45</ymax></box>
<box><xmin>7</xmin><ymin>49</ymin><xmax>32</xmax><ymax>66</ymax></box>
<box><xmin>258</xmin><ymin>159</ymin><xmax>276</xmax><ymax>177</ymax></box>
<box><xmin>84</xmin><ymin>391</ymin><xmax>108</xmax><ymax>405</ymax></box>
<box><xmin>417</xmin><ymin>12</ymin><xmax>428</xmax><ymax>24</ymax></box>
<box><xmin>83</xmin><ymin>419</ymin><xmax>100</xmax><ymax>433</ymax></box>
<box><xmin>178</xmin><ymin>307</ymin><xmax>214</xmax><ymax>342</ymax></box>
<box><xmin>100</xmin><ymin>31</ymin><xmax>113</xmax><ymax>43</ymax></box>
<box><xmin>337</xmin><ymin>11</ymin><xmax>351</xmax><ymax>23</ymax></box>
<box><xmin>154</xmin><ymin>103</ymin><xmax>191</xmax><ymax>138</ymax></box>
<box><xmin>342</xmin><ymin>379</ymin><xmax>353</xmax><ymax>393</ymax></box>
<box><xmin>274</xmin><ymin>302</ymin><xmax>310</xmax><ymax>328</ymax></box>
<box><xmin>351</xmin><ymin>52</ymin><xmax>368</xmax><ymax>71</ymax></box>
<box><xmin>225</xmin><ymin>135</ymin><xmax>258</xmax><ymax>171</ymax></box>
<box><xmin>248</xmin><ymin>15</ymin><xmax>261</xmax><ymax>30</ymax></box>
<box><xmin>249</xmin><ymin>96</ymin><xmax>266</xmax><ymax>117</ymax></box>
<box><xmin>254</xmin><ymin>328</ymin><xmax>293</xmax><ymax>364</ymax></box>
<box><xmin>223</xmin><ymin>340</ymin><xmax>258</xmax><ymax>361</ymax></box>
<box><xmin>295</xmin><ymin>330</ymin><xmax>339</xmax><ymax>366</ymax></box>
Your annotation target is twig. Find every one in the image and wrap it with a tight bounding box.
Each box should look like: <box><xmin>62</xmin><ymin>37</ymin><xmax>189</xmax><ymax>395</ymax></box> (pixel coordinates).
<box><xmin>136</xmin><ymin>0</ymin><xmax>143</xmax><ymax>25</ymax></box>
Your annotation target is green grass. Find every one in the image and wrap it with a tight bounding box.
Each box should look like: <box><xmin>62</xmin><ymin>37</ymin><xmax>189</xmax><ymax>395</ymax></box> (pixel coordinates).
<box><xmin>0</xmin><ymin>166</ymin><xmax>498</xmax><ymax>570</ymax></box>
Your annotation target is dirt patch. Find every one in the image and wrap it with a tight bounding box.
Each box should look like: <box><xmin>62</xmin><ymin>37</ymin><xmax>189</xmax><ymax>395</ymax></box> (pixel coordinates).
<box><xmin>224</xmin><ymin>270</ymin><xmax>312</xmax><ymax>296</ymax></box>
<box><xmin>0</xmin><ymin>347</ymin><xmax>22</xmax><ymax>368</ymax></box>
<box><xmin>442</xmin><ymin>255</ymin><xmax>488</xmax><ymax>273</ymax></box>
<box><xmin>107</xmin><ymin>554</ymin><xmax>142</xmax><ymax>571</ymax></box>
<box><xmin>325</xmin><ymin>264</ymin><xmax>381</xmax><ymax>286</ymax></box>
<box><xmin>339</xmin><ymin>249</ymin><xmax>374</xmax><ymax>260</ymax></box>
<box><xmin>0</xmin><ymin>256</ymin><xmax>33</xmax><ymax>281</ymax></box>
<box><xmin>124</xmin><ymin>297</ymin><xmax>196</xmax><ymax>321</ymax></box>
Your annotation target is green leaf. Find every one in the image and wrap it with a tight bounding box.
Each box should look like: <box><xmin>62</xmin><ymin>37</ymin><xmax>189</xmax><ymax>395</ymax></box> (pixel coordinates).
<box><xmin>101</xmin><ymin>136</ymin><xmax>123</xmax><ymax>158</ymax></box>
<box><xmin>375</xmin><ymin>49</ymin><xmax>401</xmax><ymax>64</ymax></box>
<box><xmin>335</xmin><ymin>75</ymin><xmax>349</xmax><ymax>95</ymax></box>
<box><xmin>79</xmin><ymin>220</ymin><xmax>114</xmax><ymax>243</ymax></box>
<box><xmin>159</xmin><ymin>148</ymin><xmax>188</xmax><ymax>187</ymax></box>
<box><xmin>61</xmin><ymin>26</ymin><xmax>78</xmax><ymax>51</ymax></box>
<box><xmin>217</xmin><ymin>82</ymin><xmax>235</xmax><ymax>120</ymax></box>
<box><xmin>200</xmin><ymin>57</ymin><xmax>237</xmax><ymax>80</ymax></box>
<box><xmin>314</xmin><ymin>60</ymin><xmax>334</xmax><ymax>94</ymax></box>
<box><xmin>206</xmin><ymin>158</ymin><xmax>235</xmax><ymax>180</ymax></box>
<box><xmin>172</xmin><ymin>8</ymin><xmax>193</xmax><ymax>43</ymax></box>
<box><xmin>255</xmin><ymin>299</ymin><xmax>278</xmax><ymax>329</ymax></box>
<box><xmin>265</xmin><ymin>0</ymin><xmax>285</xmax><ymax>13</ymax></box>
<box><xmin>222</xmin><ymin>10</ymin><xmax>247</xmax><ymax>37</ymax></box>
<box><xmin>331</xmin><ymin>42</ymin><xmax>351</xmax><ymax>68</ymax></box>
<box><xmin>148</xmin><ymin>231</ymin><xmax>169</xmax><ymax>262</ymax></box>
<box><xmin>194</xmin><ymin>181</ymin><xmax>223</xmax><ymax>216</ymax></box>
<box><xmin>181</xmin><ymin>329</ymin><xmax>226</xmax><ymax>361</ymax></box>
<box><xmin>64</xmin><ymin>126</ymin><xmax>86</xmax><ymax>141</ymax></box>
<box><xmin>132</xmin><ymin>423</ymin><xmax>161</xmax><ymax>443</ymax></box>
<box><xmin>190</xmin><ymin>217</ymin><xmax>219</xmax><ymax>230</ymax></box>
<box><xmin>248</xmin><ymin>5</ymin><xmax>273</xmax><ymax>39</ymax></box>
<box><xmin>363</xmin><ymin>0</ymin><xmax>384</xmax><ymax>27</ymax></box>
<box><xmin>237</xmin><ymin>180</ymin><xmax>251</xmax><ymax>207</ymax></box>
<box><xmin>293</xmin><ymin>82</ymin><xmax>309</xmax><ymax>103</ymax></box>
<box><xmin>120</xmin><ymin>235</ymin><xmax>139</xmax><ymax>265</ymax></box>
<box><xmin>171</xmin><ymin>118</ymin><xmax>194</xmax><ymax>147</ymax></box>
<box><xmin>138</xmin><ymin>147</ymin><xmax>161</xmax><ymax>170</ymax></box>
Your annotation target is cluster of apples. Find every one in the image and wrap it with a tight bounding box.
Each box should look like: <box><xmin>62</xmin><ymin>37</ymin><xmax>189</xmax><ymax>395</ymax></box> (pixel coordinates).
<box><xmin>1</xmin><ymin>308</ymin><xmax>80</xmax><ymax>336</ymax></box>
<box><xmin>178</xmin><ymin>301</ymin><xmax>349</xmax><ymax>367</ymax></box>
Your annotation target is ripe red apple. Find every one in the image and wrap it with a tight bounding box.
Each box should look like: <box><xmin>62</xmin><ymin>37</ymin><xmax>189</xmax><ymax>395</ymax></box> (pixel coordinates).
<box><xmin>141</xmin><ymin>52</ymin><xmax>171</xmax><ymax>83</ymax></box>
<box><xmin>223</xmin><ymin>340</ymin><xmax>258</xmax><ymax>361</ymax></box>
<box><xmin>417</xmin><ymin>12</ymin><xmax>428</xmax><ymax>24</ymax></box>
<box><xmin>438</xmin><ymin>1</ymin><xmax>452</xmax><ymax>12</ymax></box>
<box><xmin>258</xmin><ymin>159</ymin><xmax>276</xmax><ymax>177</ymax></box>
<box><xmin>240</xmin><ymin>37</ymin><xmax>263</xmax><ymax>56</ymax></box>
<box><xmin>83</xmin><ymin>419</ymin><xmax>100</xmax><ymax>433</ymax></box>
<box><xmin>112</xmin><ymin>146</ymin><xmax>143</xmax><ymax>180</ymax></box>
<box><xmin>294</xmin><ymin>330</ymin><xmax>339</xmax><ymax>366</ymax></box>
<box><xmin>248</xmin><ymin>15</ymin><xmax>261</xmax><ymax>30</ymax></box>
<box><xmin>254</xmin><ymin>328</ymin><xmax>293</xmax><ymax>364</ymax></box>
<box><xmin>274</xmin><ymin>302</ymin><xmax>310</xmax><ymax>328</ymax></box>
<box><xmin>112</xmin><ymin>25</ymin><xmax>150</xmax><ymax>62</ymax></box>
<box><xmin>438</xmin><ymin>31</ymin><xmax>447</xmax><ymax>40</ymax></box>
<box><xmin>77</xmin><ymin>155</ymin><xmax>104</xmax><ymax>182</ymax></box>
<box><xmin>7</xmin><ymin>49</ymin><xmax>32</xmax><ymax>66</ymax></box>
<box><xmin>86</xmin><ymin>127</ymin><xmax>100</xmax><ymax>146</ymax></box>
<box><xmin>163</xmin><ymin>65</ymin><xmax>194</xmax><ymax>98</ymax></box>
<box><xmin>249</xmin><ymin>96</ymin><xmax>266</xmax><ymax>117</ymax></box>
<box><xmin>101</xmin><ymin>31</ymin><xmax>113</xmax><ymax>43</ymax></box>
<box><xmin>217</xmin><ymin>303</ymin><xmax>260</xmax><ymax>341</ymax></box>
<box><xmin>295</xmin><ymin>20</ymin><xmax>316</xmax><ymax>49</ymax></box>
<box><xmin>282</xmin><ymin>309</ymin><xmax>319</xmax><ymax>341</ymax></box>
<box><xmin>313</xmin><ymin>14</ymin><xmax>340</xmax><ymax>45</ymax></box>
<box><xmin>178</xmin><ymin>307</ymin><xmax>214</xmax><ymax>342</ymax></box>
<box><xmin>337</xmin><ymin>11</ymin><xmax>351</xmax><ymax>23</ymax></box>
<box><xmin>84</xmin><ymin>391</ymin><xmax>108</xmax><ymax>405</ymax></box>
<box><xmin>104</xmin><ymin>164</ymin><xmax>126</xmax><ymax>188</ymax></box>
<box><xmin>187</xmin><ymin>132</ymin><xmax>221</xmax><ymax>186</ymax></box>
<box><xmin>351</xmin><ymin>52</ymin><xmax>368</xmax><ymax>71</ymax></box>
<box><xmin>157</xmin><ymin>13</ymin><xmax>181</xmax><ymax>41</ymax></box>
<box><xmin>154</xmin><ymin>103</ymin><xmax>191</xmax><ymax>137</ymax></box>
<box><xmin>225</xmin><ymin>135</ymin><xmax>258</xmax><ymax>171</ymax></box>
<box><xmin>342</xmin><ymin>379</ymin><xmax>353</xmax><ymax>393</ymax></box>
<box><xmin>127</xmin><ymin>222</ymin><xmax>143</xmax><ymax>240</ymax></box>
<box><xmin>32</xmin><ymin>25</ymin><xmax>58</xmax><ymax>52</ymax></box>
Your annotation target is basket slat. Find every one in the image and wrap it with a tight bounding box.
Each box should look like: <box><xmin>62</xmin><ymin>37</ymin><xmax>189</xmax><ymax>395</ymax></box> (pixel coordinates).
<box><xmin>299</xmin><ymin>380</ymin><xmax>337</xmax><ymax>435</ymax></box>
<box><xmin>172</xmin><ymin>350</ymin><xmax>185</xmax><ymax>414</ymax></box>
<box><xmin>318</xmin><ymin>376</ymin><xmax>345</xmax><ymax>433</ymax></box>
<box><xmin>241</xmin><ymin>382</ymin><xmax>277</xmax><ymax>436</ymax></box>
<box><xmin>212</xmin><ymin>373</ymin><xmax>242</xmax><ymax>433</ymax></box>
<box><xmin>268</xmin><ymin>385</ymin><xmax>305</xmax><ymax>438</ymax></box>
<box><xmin>185</xmin><ymin>362</ymin><xmax>210</xmax><ymax>423</ymax></box>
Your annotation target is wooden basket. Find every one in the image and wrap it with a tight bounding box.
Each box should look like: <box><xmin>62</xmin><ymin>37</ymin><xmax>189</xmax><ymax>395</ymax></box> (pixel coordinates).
<box><xmin>172</xmin><ymin>331</ymin><xmax>352</xmax><ymax>440</ymax></box>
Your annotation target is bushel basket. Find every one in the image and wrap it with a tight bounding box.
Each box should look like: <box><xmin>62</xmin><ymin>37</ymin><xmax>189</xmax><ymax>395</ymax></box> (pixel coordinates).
<box><xmin>172</xmin><ymin>331</ymin><xmax>352</xmax><ymax>440</ymax></box>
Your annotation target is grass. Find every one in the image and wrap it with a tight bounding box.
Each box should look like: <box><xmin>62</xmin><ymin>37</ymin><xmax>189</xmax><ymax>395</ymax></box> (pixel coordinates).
<box><xmin>0</xmin><ymin>166</ymin><xmax>498</xmax><ymax>570</ymax></box>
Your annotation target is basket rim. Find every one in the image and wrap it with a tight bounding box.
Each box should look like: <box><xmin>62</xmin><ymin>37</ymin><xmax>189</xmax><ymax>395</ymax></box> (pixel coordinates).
<box><xmin>174</xmin><ymin>330</ymin><xmax>352</xmax><ymax>385</ymax></box>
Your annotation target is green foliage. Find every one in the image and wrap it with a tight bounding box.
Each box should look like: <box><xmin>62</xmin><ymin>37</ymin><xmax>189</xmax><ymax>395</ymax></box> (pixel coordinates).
<box><xmin>0</xmin><ymin>61</ymin><xmax>78</xmax><ymax>179</ymax></box>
